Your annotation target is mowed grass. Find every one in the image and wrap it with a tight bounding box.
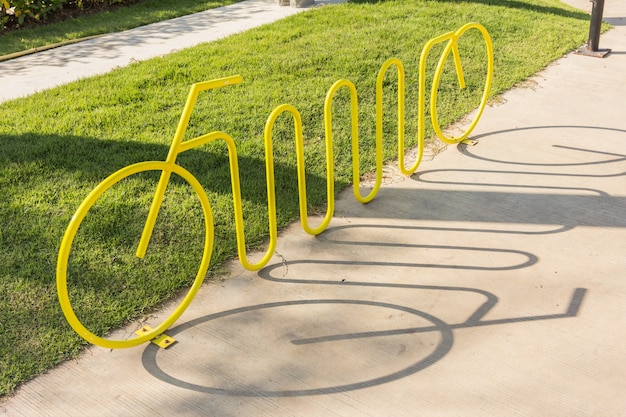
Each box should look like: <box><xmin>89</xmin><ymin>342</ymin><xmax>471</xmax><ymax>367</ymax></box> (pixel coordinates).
<box><xmin>0</xmin><ymin>0</ymin><xmax>590</xmax><ymax>397</ymax></box>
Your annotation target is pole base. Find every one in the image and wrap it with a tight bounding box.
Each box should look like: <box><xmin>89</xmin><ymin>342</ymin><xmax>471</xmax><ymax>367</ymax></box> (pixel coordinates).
<box><xmin>575</xmin><ymin>47</ymin><xmax>611</xmax><ymax>58</ymax></box>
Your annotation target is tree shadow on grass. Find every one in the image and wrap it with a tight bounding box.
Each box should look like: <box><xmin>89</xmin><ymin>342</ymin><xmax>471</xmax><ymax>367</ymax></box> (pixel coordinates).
<box><xmin>0</xmin><ymin>131</ymin><xmax>329</xmax><ymax>211</ymax></box>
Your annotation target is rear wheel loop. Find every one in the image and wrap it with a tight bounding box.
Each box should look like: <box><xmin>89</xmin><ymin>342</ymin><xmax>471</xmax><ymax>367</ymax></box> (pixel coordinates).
<box><xmin>56</xmin><ymin>161</ymin><xmax>214</xmax><ymax>349</ymax></box>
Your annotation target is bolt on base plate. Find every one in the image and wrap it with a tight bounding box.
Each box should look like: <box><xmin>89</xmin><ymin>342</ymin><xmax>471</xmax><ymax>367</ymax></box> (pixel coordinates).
<box><xmin>135</xmin><ymin>325</ymin><xmax>176</xmax><ymax>349</ymax></box>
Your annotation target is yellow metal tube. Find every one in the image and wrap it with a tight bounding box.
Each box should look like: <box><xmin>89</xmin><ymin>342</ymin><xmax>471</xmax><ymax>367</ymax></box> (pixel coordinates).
<box><xmin>56</xmin><ymin>162</ymin><xmax>214</xmax><ymax>349</ymax></box>
<box><xmin>58</xmin><ymin>23</ymin><xmax>495</xmax><ymax>349</ymax></box>
<box><xmin>136</xmin><ymin>75</ymin><xmax>243</xmax><ymax>259</ymax></box>
<box><xmin>430</xmin><ymin>23</ymin><xmax>494</xmax><ymax>144</ymax></box>
<box><xmin>324</xmin><ymin>80</ymin><xmax>356</xmax><ymax>210</ymax></box>
<box><xmin>377</xmin><ymin>58</ymin><xmax>406</xmax><ymax>182</ymax></box>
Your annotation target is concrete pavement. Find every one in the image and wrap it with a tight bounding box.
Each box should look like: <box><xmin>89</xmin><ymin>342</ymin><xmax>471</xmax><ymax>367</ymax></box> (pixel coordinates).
<box><xmin>2</xmin><ymin>0</ymin><xmax>626</xmax><ymax>415</ymax></box>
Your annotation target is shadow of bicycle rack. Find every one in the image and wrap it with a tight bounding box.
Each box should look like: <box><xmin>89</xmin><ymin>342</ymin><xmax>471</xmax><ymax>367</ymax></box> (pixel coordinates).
<box><xmin>140</xmin><ymin>219</ymin><xmax>587</xmax><ymax>396</ymax></box>
<box><xmin>141</xmin><ymin>250</ymin><xmax>586</xmax><ymax>396</ymax></box>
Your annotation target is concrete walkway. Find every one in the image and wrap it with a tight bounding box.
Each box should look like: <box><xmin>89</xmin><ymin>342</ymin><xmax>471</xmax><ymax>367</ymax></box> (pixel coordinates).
<box><xmin>2</xmin><ymin>0</ymin><xmax>626</xmax><ymax>416</ymax></box>
<box><xmin>0</xmin><ymin>0</ymin><xmax>342</xmax><ymax>103</ymax></box>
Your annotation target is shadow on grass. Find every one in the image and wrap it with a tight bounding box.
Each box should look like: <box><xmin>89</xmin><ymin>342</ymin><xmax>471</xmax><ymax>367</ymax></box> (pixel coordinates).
<box><xmin>0</xmin><ymin>131</ymin><xmax>330</xmax><ymax>208</ymax></box>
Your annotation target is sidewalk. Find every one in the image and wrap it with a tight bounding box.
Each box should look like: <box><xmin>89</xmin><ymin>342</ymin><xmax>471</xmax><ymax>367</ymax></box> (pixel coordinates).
<box><xmin>2</xmin><ymin>0</ymin><xmax>626</xmax><ymax>416</ymax></box>
<box><xmin>0</xmin><ymin>0</ymin><xmax>344</xmax><ymax>103</ymax></box>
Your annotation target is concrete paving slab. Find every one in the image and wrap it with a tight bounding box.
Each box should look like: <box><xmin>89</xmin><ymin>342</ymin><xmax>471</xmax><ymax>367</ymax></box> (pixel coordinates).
<box><xmin>2</xmin><ymin>0</ymin><xmax>626</xmax><ymax>416</ymax></box>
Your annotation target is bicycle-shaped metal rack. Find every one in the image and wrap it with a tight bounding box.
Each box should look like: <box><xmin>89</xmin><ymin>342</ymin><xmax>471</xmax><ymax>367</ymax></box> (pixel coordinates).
<box><xmin>57</xmin><ymin>22</ymin><xmax>494</xmax><ymax>349</ymax></box>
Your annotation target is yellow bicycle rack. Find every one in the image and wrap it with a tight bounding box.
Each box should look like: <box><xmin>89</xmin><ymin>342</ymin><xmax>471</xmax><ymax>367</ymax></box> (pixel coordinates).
<box><xmin>57</xmin><ymin>22</ymin><xmax>494</xmax><ymax>349</ymax></box>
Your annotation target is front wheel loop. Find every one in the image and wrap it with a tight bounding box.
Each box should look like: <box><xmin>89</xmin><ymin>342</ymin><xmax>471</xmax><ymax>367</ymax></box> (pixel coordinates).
<box><xmin>430</xmin><ymin>23</ymin><xmax>494</xmax><ymax>145</ymax></box>
<box><xmin>56</xmin><ymin>161</ymin><xmax>214</xmax><ymax>349</ymax></box>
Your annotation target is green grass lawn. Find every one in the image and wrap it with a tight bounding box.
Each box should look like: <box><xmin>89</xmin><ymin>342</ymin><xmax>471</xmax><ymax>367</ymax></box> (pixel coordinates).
<box><xmin>0</xmin><ymin>0</ymin><xmax>591</xmax><ymax>397</ymax></box>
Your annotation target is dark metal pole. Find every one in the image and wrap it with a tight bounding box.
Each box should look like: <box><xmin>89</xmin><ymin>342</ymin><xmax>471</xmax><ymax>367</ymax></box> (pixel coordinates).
<box><xmin>588</xmin><ymin>0</ymin><xmax>605</xmax><ymax>51</ymax></box>
<box><xmin>576</xmin><ymin>0</ymin><xmax>611</xmax><ymax>57</ymax></box>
